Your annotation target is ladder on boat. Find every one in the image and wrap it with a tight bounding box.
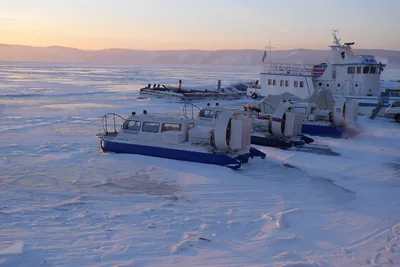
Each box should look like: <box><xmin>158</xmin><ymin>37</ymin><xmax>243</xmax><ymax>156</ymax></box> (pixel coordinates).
<box><xmin>369</xmin><ymin>101</ymin><xmax>383</xmax><ymax>120</ymax></box>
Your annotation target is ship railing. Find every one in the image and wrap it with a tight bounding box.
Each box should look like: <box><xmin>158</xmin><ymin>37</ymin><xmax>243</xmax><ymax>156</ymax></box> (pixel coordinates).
<box><xmin>263</xmin><ymin>63</ymin><xmax>315</xmax><ymax>76</ymax></box>
<box><xmin>358</xmin><ymin>54</ymin><xmax>374</xmax><ymax>59</ymax></box>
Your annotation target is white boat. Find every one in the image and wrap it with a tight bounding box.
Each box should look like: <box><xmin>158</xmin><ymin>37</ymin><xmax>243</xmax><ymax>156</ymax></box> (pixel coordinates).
<box><xmin>224</xmin><ymin>80</ymin><xmax>261</xmax><ymax>92</ymax></box>
<box><xmin>252</xmin><ymin>88</ymin><xmax>360</xmax><ymax>138</ymax></box>
<box><xmin>246</xmin><ymin>30</ymin><xmax>400</xmax><ymax>116</ymax></box>
<box><xmin>96</xmin><ymin>107</ymin><xmax>266</xmax><ymax>169</ymax></box>
<box><xmin>384</xmin><ymin>100</ymin><xmax>400</xmax><ymax>123</ymax></box>
<box><xmin>139</xmin><ymin>79</ymin><xmax>249</xmax><ymax>101</ymax></box>
<box><xmin>193</xmin><ymin>102</ymin><xmax>312</xmax><ymax>149</ymax></box>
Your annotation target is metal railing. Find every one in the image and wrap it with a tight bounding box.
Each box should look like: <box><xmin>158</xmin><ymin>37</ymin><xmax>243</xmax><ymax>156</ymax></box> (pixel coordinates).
<box><xmin>182</xmin><ymin>103</ymin><xmax>202</xmax><ymax>119</ymax></box>
<box><xmin>101</xmin><ymin>113</ymin><xmax>125</xmax><ymax>134</ymax></box>
<box><xmin>263</xmin><ymin>63</ymin><xmax>315</xmax><ymax>76</ymax></box>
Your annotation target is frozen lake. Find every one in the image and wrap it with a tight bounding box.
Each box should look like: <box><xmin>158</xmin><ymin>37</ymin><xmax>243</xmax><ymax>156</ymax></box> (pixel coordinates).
<box><xmin>0</xmin><ymin>62</ymin><xmax>399</xmax><ymax>267</ymax></box>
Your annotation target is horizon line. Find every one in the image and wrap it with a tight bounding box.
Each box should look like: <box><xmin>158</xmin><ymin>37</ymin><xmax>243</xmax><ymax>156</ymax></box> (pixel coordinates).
<box><xmin>0</xmin><ymin>43</ymin><xmax>399</xmax><ymax>52</ymax></box>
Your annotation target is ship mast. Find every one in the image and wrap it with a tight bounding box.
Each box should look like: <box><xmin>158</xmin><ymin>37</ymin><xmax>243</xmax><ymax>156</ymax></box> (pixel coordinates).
<box><xmin>264</xmin><ymin>40</ymin><xmax>276</xmax><ymax>72</ymax></box>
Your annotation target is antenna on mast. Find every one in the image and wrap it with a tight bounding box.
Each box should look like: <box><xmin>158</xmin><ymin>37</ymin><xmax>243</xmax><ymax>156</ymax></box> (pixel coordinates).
<box><xmin>265</xmin><ymin>40</ymin><xmax>276</xmax><ymax>66</ymax></box>
<box><xmin>332</xmin><ymin>28</ymin><xmax>340</xmax><ymax>43</ymax></box>
<box><xmin>330</xmin><ymin>28</ymin><xmax>342</xmax><ymax>48</ymax></box>
<box><xmin>332</xmin><ymin>28</ymin><xmax>339</xmax><ymax>35</ymax></box>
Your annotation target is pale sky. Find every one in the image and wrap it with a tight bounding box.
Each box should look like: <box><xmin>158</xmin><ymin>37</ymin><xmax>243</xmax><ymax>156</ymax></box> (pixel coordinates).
<box><xmin>0</xmin><ymin>0</ymin><xmax>399</xmax><ymax>51</ymax></box>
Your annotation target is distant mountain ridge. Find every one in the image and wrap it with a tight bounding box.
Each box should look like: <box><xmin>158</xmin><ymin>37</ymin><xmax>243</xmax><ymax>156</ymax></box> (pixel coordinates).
<box><xmin>1</xmin><ymin>44</ymin><xmax>400</xmax><ymax>67</ymax></box>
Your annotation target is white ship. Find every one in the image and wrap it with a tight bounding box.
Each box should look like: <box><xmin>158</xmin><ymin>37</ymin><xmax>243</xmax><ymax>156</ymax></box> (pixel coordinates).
<box><xmin>247</xmin><ymin>30</ymin><xmax>400</xmax><ymax>116</ymax></box>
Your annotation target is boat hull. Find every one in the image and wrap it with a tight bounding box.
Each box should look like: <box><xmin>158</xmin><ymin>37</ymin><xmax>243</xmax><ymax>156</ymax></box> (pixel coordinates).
<box><xmin>301</xmin><ymin>123</ymin><xmax>359</xmax><ymax>138</ymax></box>
<box><xmin>100</xmin><ymin>139</ymin><xmax>265</xmax><ymax>169</ymax></box>
<box><xmin>302</xmin><ymin>123</ymin><xmax>343</xmax><ymax>137</ymax></box>
<box><xmin>139</xmin><ymin>88</ymin><xmax>246</xmax><ymax>101</ymax></box>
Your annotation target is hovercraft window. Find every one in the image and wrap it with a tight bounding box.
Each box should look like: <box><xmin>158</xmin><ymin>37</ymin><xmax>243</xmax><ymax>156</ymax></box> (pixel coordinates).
<box><xmin>357</xmin><ymin>66</ymin><xmax>362</xmax><ymax>73</ymax></box>
<box><xmin>142</xmin><ymin>121</ymin><xmax>160</xmax><ymax>133</ymax></box>
<box><xmin>299</xmin><ymin>81</ymin><xmax>304</xmax><ymax>88</ymax></box>
<box><xmin>293</xmin><ymin>107</ymin><xmax>307</xmax><ymax>115</ymax></box>
<box><xmin>280</xmin><ymin>80</ymin><xmax>284</xmax><ymax>86</ymax></box>
<box><xmin>162</xmin><ymin>123</ymin><xmax>182</xmax><ymax>132</ymax></box>
<box><xmin>285</xmin><ymin>80</ymin><xmax>289</xmax><ymax>87</ymax></box>
<box><xmin>294</xmin><ymin>81</ymin><xmax>299</xmax><ymax>87</ymax></box>
<box><xmin>363</xmin><ymin>66</ymin><xmax>370</xmax><ymax>74</ymax></box>
<box><xmin>201</xmin><ymin>109</ymin><xmax>214</xmax><ymax>118</ymax></box>
<box><xmin>268</xmin><ymin>79</ymin><xmax>272</xmax><ymax>85</ymax></box>
<box><xmin>125</xmin><ymin>120</ymin><xmax>141</xmax><ymax>131</ymax></box>
<box><xmin>272</xmin><ymin>79</ymin><xmax>276</xmax><ymax>86</ymax></box>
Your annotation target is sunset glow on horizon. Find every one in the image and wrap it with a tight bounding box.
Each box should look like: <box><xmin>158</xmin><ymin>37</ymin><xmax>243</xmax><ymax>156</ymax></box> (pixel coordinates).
<box><xmin>1</xmin><ymin>0</ymin><xmax>399</xmax><ymax>51</ymax></box>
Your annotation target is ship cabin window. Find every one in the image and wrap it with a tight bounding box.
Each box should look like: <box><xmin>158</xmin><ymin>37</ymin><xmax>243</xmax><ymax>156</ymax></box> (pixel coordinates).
<box><xmin>285</xmin><ymin>80</ymin><xmax>289</xmax><ymax>87</ymax></box>
<box><xmin>124</xmin><ymin>120</ymin><xmax>141</xmax><ymax>131</ymax></box>
<box><xmin>214</xmin><ymin>111</ymin><xmax>221</xmax><ymax>119</ymax></box>
<box><xmin>293</xmin><ymin>107</ymin><xmax>307</xmax><ymax>115</ymax></box>
<box><xmin>142</xmin><ymin>121</ymin><xmax>160</xmax><ymax>133</ymax></box>
<box><xmin>294</xmin><ymin>81</ymin><xmax>299</xmax><ymax>87</ymax></box>
<box><xmin>299</xmin><ymin>81</ymin><xmax>304</xmax><ymax>88</ymax></box>
<box><xmin>268</xmin><ymin>79</ymin><xmax>272</xmax><ymax>85</ymax></box>
<box><xmin>280</xmin><ymin>80</ymin><xmax>284</xmax><ymax>86</ymax></box>
<box><xmin>161</xmin><ymin>123</ymin><xmax>182</xmax><ymax>132</ymax></box>
<box><xmin>357</xmin><ymin>66</ymin><xmax>362</xmax><ymax>74</ymax></box>
<box><xmin>272</xmin><ymin>79</ymin><xmax>276</xmax><ymax>86</ymax></box>
<box><xmin>347</xmin><ymin>67</ymin><xmax>355</xmax><ymax>74</ymax></box>
<box><xmin>376</xmin><ymin>67</ymin><xmax>381</xmax><ymax>74</ymax></box>
<box><xmin>199</xmin><ymin>109</ymin><xmax>214</xmax><ymax>119</ymax></box>
<box><xmin>369</xmin><ymin>66</ymin><xmax>376</xmax><ymax>74</ymax></box>
<box><xmin>363</xmin><ymin>66</ymin><xmax>370</xmax><ymax>74</ymax></box>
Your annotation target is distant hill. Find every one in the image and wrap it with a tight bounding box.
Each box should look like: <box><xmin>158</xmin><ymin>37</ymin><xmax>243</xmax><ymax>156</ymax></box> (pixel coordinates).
<box><xmin>1</xmin><ymin>44</ymin><xmax>400</xmax><ymax>67</ymax></box>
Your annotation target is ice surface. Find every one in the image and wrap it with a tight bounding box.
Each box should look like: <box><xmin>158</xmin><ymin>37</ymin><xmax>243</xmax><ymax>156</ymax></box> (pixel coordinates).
<box><xmin>0</xmin><ymin>63</ymin><xmax>399</xmax><ymax>266</ymax></box>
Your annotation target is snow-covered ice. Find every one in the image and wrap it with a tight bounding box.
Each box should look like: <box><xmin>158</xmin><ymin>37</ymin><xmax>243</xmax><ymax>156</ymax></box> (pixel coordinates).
<box><xmin>0</xmin><ymin>62</ymin><xmax>399</xmax><ymax>266</ymax></box>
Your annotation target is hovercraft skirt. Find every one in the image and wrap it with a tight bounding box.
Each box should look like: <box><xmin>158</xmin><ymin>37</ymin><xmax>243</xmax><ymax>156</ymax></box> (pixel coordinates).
<box><xmin>101</xmin><ymin>139</ymin><xmax>265</xmax><ymax>169</ymax></box>
<box><xmin>301</xmin><ymin>124</ymin><xmax>345</xmax><ymax>138</ymax></box>
<box><xmin>251</xmin><ymin>135</ymin><xmax>293</xmax><ymax>149</ymax></box>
